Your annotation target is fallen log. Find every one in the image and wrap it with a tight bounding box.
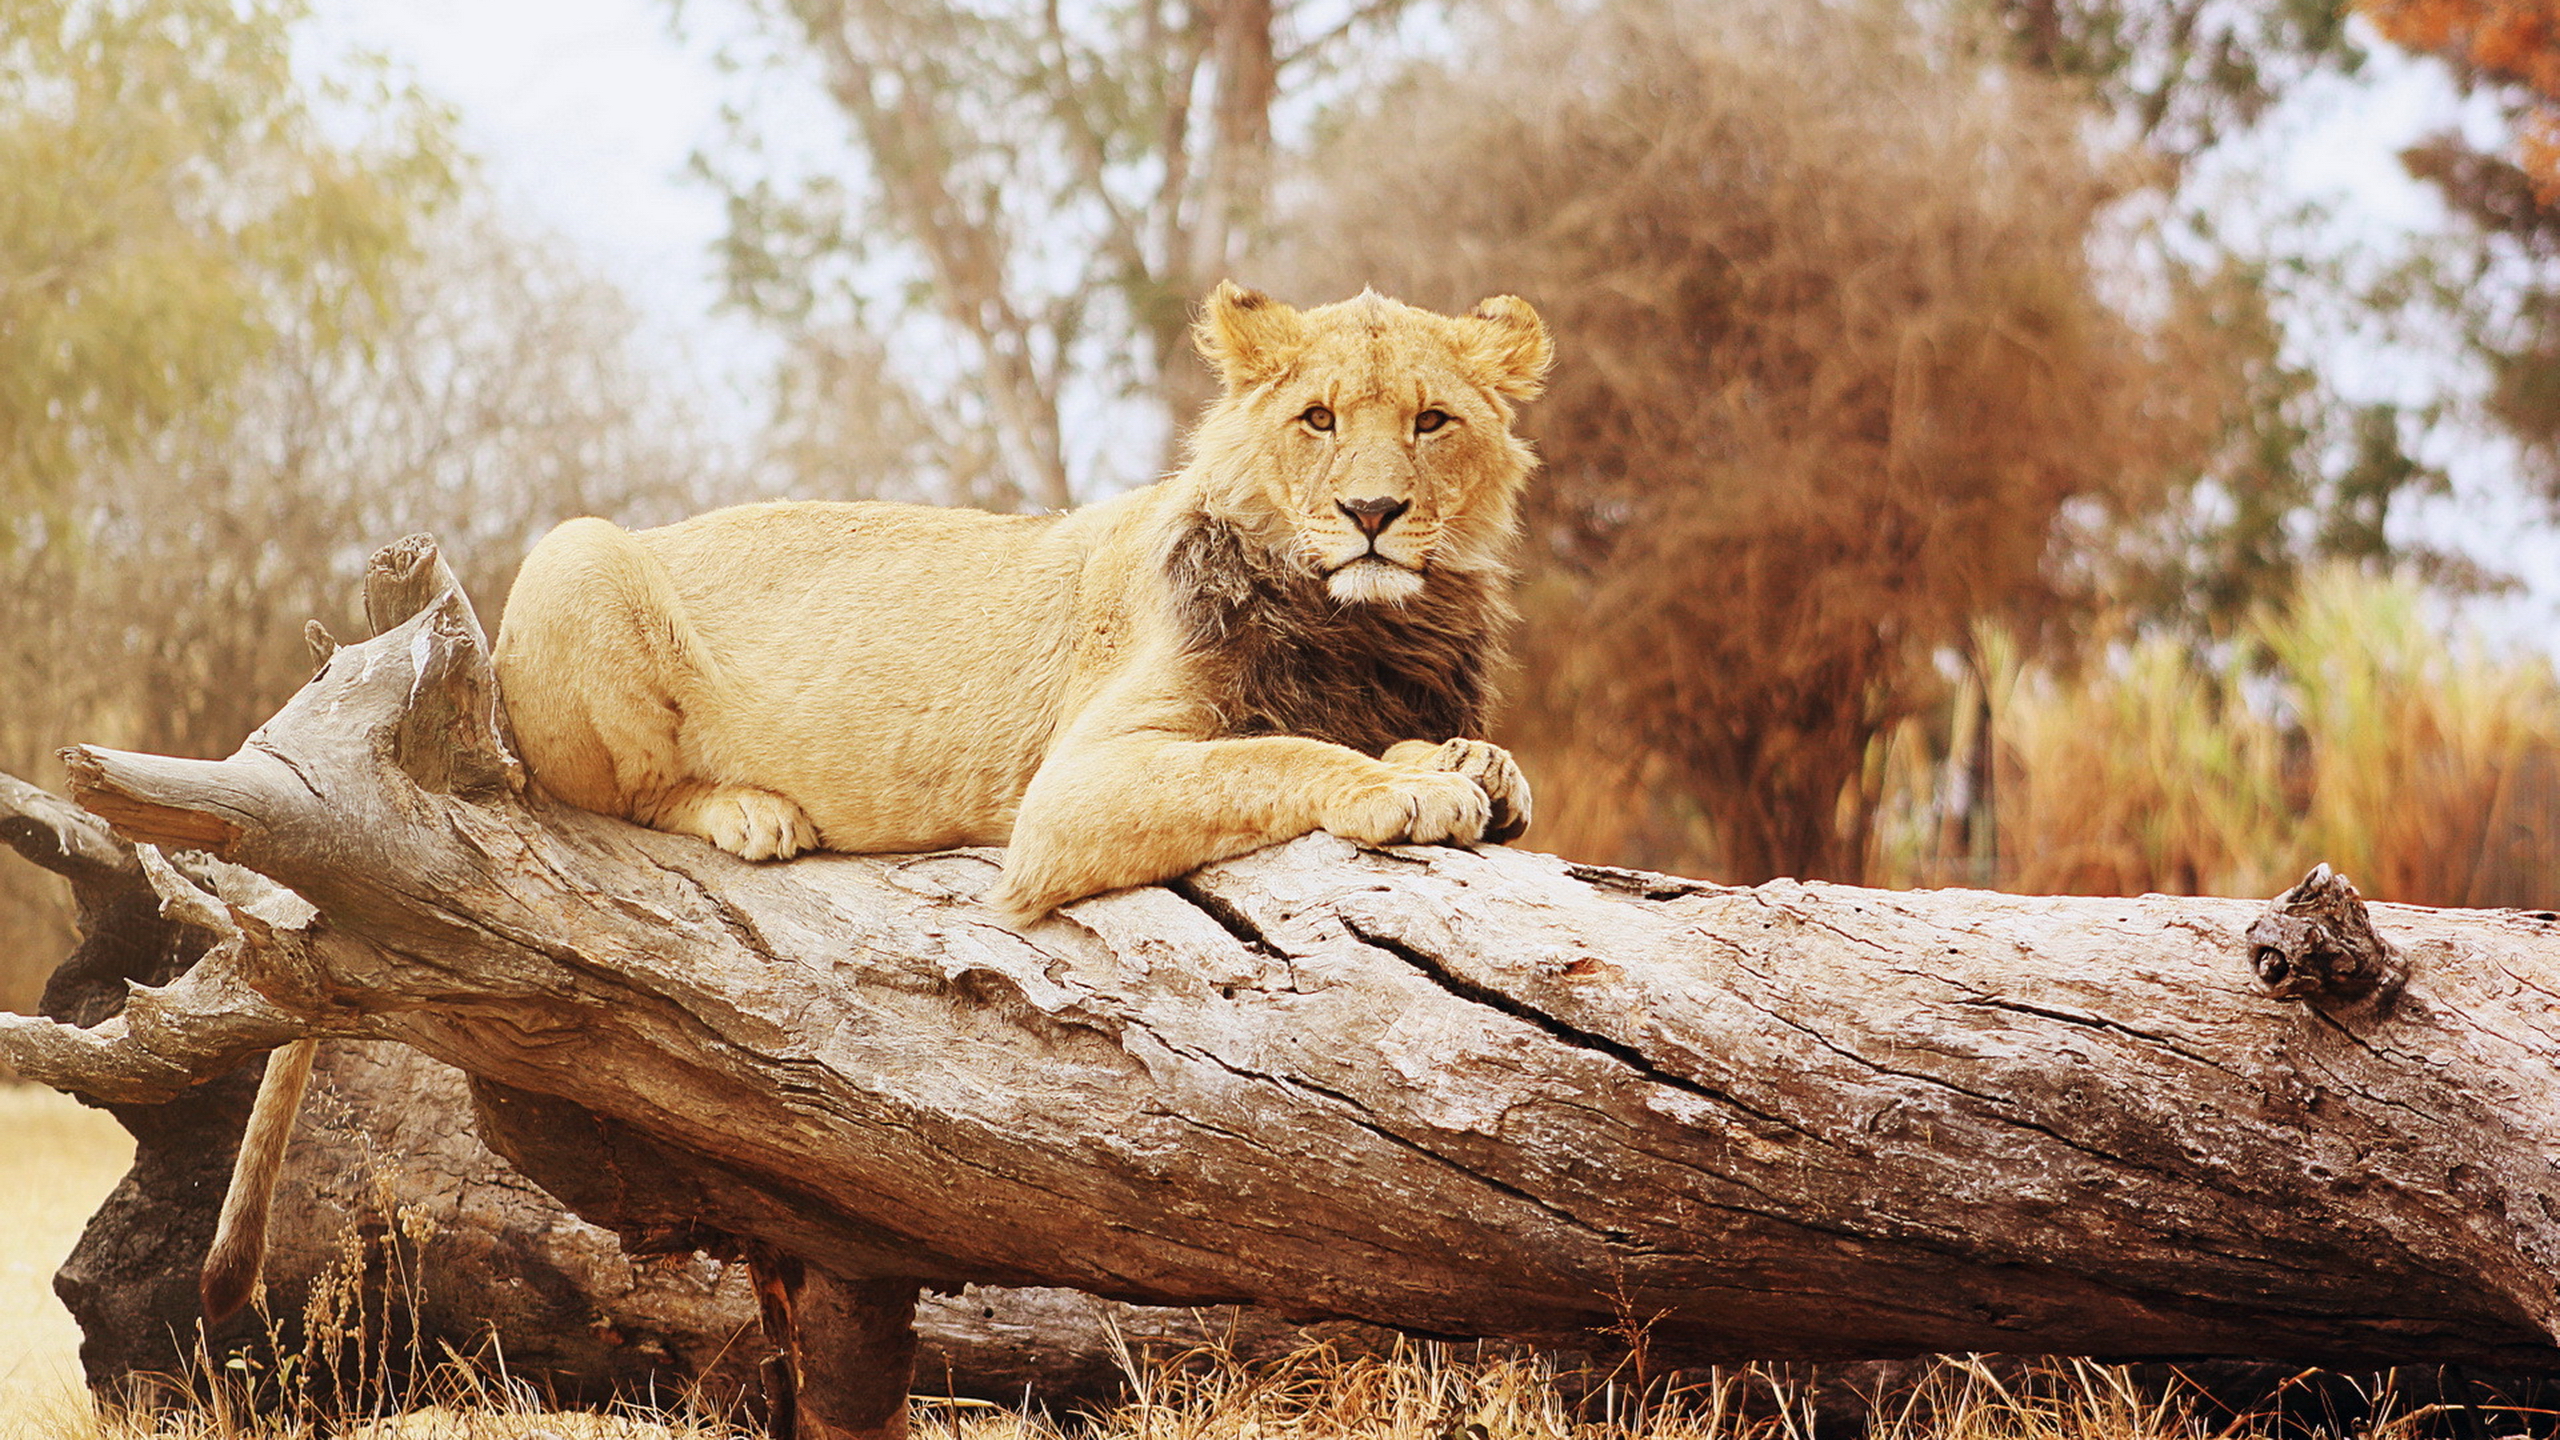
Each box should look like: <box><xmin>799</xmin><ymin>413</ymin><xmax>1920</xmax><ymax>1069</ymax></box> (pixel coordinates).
<box><xmin>7</xmin><ymin>537</ymin><xmax>2559</xmax><ymax>1438</ymax></box>
<box><xmin>0</xmin><ymin>623</ymin><xmax>1364</xmax><ymax>1421</ymax></box>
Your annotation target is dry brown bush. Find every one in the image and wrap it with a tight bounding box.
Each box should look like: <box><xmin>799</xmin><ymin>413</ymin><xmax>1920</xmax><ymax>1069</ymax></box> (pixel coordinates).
<box><xmin>1281</xmin><ymin>0</ymin><xmax>2225</xmax><ymax>882</ymax></box>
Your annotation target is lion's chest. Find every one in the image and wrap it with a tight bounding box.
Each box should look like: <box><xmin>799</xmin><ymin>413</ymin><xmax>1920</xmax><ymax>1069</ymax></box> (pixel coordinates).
<box><xmin>1166</xmin><ymin>520</ymin><xmax>1500</xmax><ymax>755</ymax></box>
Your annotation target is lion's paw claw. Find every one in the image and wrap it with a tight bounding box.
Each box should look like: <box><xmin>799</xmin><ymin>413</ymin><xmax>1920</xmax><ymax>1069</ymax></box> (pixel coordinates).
<box><xmin>693</xmin><ymin>788</ymin><xmax>818</xmax><ymax>862</ymax></box>
<box><xmin>1327</xmin><ymin>769</ymin><xmax>1492</xmax><ymax>848</ymax></box>
<box><xmin>1382</xmin><ymin>738</ymin><xmax>1533</xmax><ymax>844</ymax></box>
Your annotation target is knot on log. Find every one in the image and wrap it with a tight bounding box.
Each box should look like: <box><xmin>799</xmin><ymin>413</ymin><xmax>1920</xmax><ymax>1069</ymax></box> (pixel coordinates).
<box><xmin>2247</xmin><ymin>863</ymin><xmax>2402</xmax><ymax>1006</ymax></box>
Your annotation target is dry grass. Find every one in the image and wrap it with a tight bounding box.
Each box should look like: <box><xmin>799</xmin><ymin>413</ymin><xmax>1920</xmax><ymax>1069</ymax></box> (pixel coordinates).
<box><xmin>1873</xmin><ymin>565</ymin><xmax>2560</xmax><ymax>904</ymax></box>
<box><xmin>2259</xmin><ymin>568</ymin><xmax>2560</xmax><ymax>907</ymax></box>
<box><xmin>1977</xmin><ymin>631</ymin><xmax>2293</xmax><ymax>899</ymax></box>
<box><xmin>50</xmin><ymin>1346</ymin><xmax>2445</xmax><ymax>1440</ymax></box>
<box><xmin>0</xmin><ymin>1083</ymin><xmax>134</xmax><ymax>1440</ymax></box>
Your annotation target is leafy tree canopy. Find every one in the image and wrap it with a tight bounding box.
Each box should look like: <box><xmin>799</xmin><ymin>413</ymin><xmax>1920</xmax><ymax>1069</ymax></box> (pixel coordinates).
<box><xmin>0</xmin><ymin>0</ymin><xmax>459</xmax><ymax>514</ymax></box>
<box><xmin>2364</xmin><ymin>0</ymin><xmax>2560</xmax><ymax>503</ymax></box>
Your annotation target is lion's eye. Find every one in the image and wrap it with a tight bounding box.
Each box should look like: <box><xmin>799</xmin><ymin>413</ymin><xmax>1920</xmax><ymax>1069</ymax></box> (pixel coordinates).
<box><xmin>1414</xmin><ymin>408</ymin><xmax>1451</xmax><ymax>435</ymax></box>
<box><xmin>1299</xmin><ymin>405</ymin><xmax>1335</xmax><ymax>432</ymax></box>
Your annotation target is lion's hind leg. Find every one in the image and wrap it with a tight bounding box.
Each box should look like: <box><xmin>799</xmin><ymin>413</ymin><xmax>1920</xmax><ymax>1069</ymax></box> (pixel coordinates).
<box><xmin>497</xmin><ymin>519</ymin><xmax>821</xmax><ymax>862</ymax></box>
<box><xmin>496</xmin><ymin>517</ymin><xmax>697</xmax><ymax>819</ymax></box>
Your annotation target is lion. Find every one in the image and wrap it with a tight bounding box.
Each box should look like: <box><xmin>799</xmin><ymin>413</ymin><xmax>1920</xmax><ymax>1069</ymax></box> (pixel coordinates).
<box><xmin>201</xmin><ymin>281</ymin><xmax>1550</xmax><ymax>1320</ymax></box>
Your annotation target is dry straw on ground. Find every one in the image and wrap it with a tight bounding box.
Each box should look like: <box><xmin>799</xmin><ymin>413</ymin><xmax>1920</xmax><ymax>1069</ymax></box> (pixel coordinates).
<box><xmin>14</xmin><ymin>1341</ymin><xmax>2547</xmax><ymax>1440</ymax></box>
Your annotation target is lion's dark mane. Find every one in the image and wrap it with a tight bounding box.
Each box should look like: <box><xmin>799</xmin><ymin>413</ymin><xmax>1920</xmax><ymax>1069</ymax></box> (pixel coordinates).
<box><xmin>1164</xmin><ymin>515</ymin><xmax>1509</xmax><ymax>755</ymax></box>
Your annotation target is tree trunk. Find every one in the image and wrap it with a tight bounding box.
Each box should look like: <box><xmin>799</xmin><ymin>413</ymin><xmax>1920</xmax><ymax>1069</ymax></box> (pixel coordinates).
<box><xmin>7</xmin><ymin>539</ymin><xmax>2559</xmax><ymax>1434</ymax></box>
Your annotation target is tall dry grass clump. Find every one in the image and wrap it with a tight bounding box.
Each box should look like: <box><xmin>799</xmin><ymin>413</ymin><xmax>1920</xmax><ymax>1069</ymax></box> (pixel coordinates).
<box><xmin>1885</xmin><ymin>567</ymin><xmax>2560</xmax><ymax>906</ymax></box>
<box><xmin>1987</xmin><ymin>635</ymin><xmax>2291</xmax><ymax>898</ymax></box>
<box><xmin>2259</xmin><ymin>568</ymin><xmax>2560</xmax><ymax>907</ymax></box>
<box><xmin>1284</xmin><ymin>0</ymin><xmax>2221</xmax><ymax>884</ymax></box>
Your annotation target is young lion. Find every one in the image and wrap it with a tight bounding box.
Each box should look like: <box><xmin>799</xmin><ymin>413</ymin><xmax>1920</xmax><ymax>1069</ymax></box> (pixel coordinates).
<box><xmin>492</xmin><ymin>281</ymin><xmax>1552</xmax><ymax>918</ymax></box>
<box><xmin>201</xmin><ymin>283</ymin><xmax>1550</xmax><ymax>1322</ymax></box>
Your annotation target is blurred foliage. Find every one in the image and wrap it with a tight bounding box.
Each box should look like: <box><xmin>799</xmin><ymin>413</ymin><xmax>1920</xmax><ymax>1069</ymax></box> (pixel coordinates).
<box><xmin>1987</xmin><ymin>0</ymin><xmax>2362</xmax><ymax>164</ymax></box>
<box><xmin>1875</xmin><ymin>566</ymin><xmax>2560</xmax><ymax>907</ymax></box>
<box><xmin>697</xmin><ymin>0</ymin><xmax>1421</xmax><ymax>508</ymax></box>
<box><xmin>0</xmin><ymin>5</ymin><xmax>722</xmax><ymax>1011</ymax></box>
<box><xmin>0</xmin><ymin>201</ymin><xmax>714</xmax><ymax>1009</ymax></box>
<box><xmin>2367</xmin><ymin>2</ymin><xmax>2560</xmax><ymax>504</ymax></box>
<box><xmin>2102</xmin><ymin>249</ymin><xmax>2481</xmax><ymax>633</ymax></box>
<box><xmin>1985</xmin><ymin>0</ymin><xmax>2483</xmax><ymax>633</ymax></box>
<box><xmin>1284</xmin><ymin>0</ymin><xmax>2217</xmax><ymax>884</ymax></box>
<box><xmin>0</xmin><ymin>0</ymin><xmax>459</xmax><ymax>515</ymax></box>
<box><xmin>0</xmin><ymin>208</ymin><xmax>708</xmax><ymax>769</ymax></box>
<box><xmin>2368</xmin><ymin>0</ymin><xmax>2560</xmax><ymax>190</ymax></box>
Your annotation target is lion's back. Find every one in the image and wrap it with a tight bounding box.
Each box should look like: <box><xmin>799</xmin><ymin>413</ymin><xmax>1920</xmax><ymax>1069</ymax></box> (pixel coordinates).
<box><xmin>616</xmin><ymin>500</ymin><xmax>1097</xmax><ymax>849</ymax></box>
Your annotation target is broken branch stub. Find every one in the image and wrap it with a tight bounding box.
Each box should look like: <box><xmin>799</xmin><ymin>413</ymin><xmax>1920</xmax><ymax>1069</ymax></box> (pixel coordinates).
<box><xmin>362</xmin><ymin>534</ymin><xmax>520</xmax><ymax>801</ymax></box>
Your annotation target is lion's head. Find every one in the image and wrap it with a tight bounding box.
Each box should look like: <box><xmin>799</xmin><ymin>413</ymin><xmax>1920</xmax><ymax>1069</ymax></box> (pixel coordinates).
<box><xmin>1185</xmin><ymin>282</ymin><xmax>1551</xmax><ymax>605</ymax></box>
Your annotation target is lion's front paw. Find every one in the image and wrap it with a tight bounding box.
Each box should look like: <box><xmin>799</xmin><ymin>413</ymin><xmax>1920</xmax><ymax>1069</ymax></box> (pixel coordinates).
<box><xmin>683</xmin><ymin>786</ymin><xmax>819</xmax><ymax>862</ymax></box>
<box><xmin>1324</xmin><ymin>769</ymin><xmax>1493</xmax><ymax>848</ymax></box>
<box><xmin>1383</xmin><ymin>738</ymin><xmax>1533</xmax><ymax>843</ymax></box>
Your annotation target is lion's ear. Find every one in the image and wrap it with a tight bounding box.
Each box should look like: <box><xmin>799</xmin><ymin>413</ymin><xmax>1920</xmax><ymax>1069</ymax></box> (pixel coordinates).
<box><xmin>1194</xmin><ymin>281</ymin><xmax>1309</xmax><ymax>390</ymax></box>
<box><xmin>1463</xmin><ymin>296</ymin><xmax>1552</xmax><ymax>401</ymax></box>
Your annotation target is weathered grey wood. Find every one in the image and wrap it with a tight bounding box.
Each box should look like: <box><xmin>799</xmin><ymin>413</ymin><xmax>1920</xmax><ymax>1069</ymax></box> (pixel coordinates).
<box><xmin>4</xmin><ymin>771</ymin><xmax>1361</xmax><ymax>1413</ymax></box>
<box><xmin>359</xmin><ymin>534</ymin><xmax>520</xmax><ymax>802</ymax></box>
<box><xmin>10</xmin><ymin>538</ymin><xmax>2560</xmax><ymax>1384</ymax></box>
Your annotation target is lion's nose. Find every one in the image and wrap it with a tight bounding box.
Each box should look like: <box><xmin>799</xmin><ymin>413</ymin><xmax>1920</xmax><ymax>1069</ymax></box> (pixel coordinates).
<box><xmin>1337</xmin><ymin>496</ymin><xmax>1411</xmax><ymax>539</ymax></box>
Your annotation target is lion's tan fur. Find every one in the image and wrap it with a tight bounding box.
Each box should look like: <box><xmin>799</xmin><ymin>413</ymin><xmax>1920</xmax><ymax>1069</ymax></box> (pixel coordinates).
<box><xmin>490</xmin><ymin>283</ymin><xmax>1551</xmax><ymax>918</ymax></box>
<box><xmin>198</xmin><ymin>1036</ymin><xmax>318</xmax><ymax>1321</ymax></box>
<box><xmin>201</xmin><ymin>286</ymin><xmax>1547</xmax><ymax>1319</ymax></box>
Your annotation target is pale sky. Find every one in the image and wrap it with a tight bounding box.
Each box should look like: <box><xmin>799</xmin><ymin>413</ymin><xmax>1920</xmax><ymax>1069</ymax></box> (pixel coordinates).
<box><xmin>305</xmin><ymin>0</ymin><xmax>780</xmax><ymax>435</ymax></box>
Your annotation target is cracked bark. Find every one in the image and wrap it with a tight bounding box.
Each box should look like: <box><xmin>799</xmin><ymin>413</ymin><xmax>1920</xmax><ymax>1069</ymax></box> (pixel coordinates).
<box><xmin>6</xmin><ymin>538</ymin><xmax>2560</xmax><ymax>1434</ymax></box>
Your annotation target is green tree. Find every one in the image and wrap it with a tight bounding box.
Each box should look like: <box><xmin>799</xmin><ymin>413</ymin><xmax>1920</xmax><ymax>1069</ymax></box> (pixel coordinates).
<box><xmin>1989</xmin><ymin>0</ymin><xmax>2472</xmax><ymax>631</ymax></box>
<box><xmin>0</xmin><ymin>0</ymin><xmax>458</xmax><ymax>515</ymax></box>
